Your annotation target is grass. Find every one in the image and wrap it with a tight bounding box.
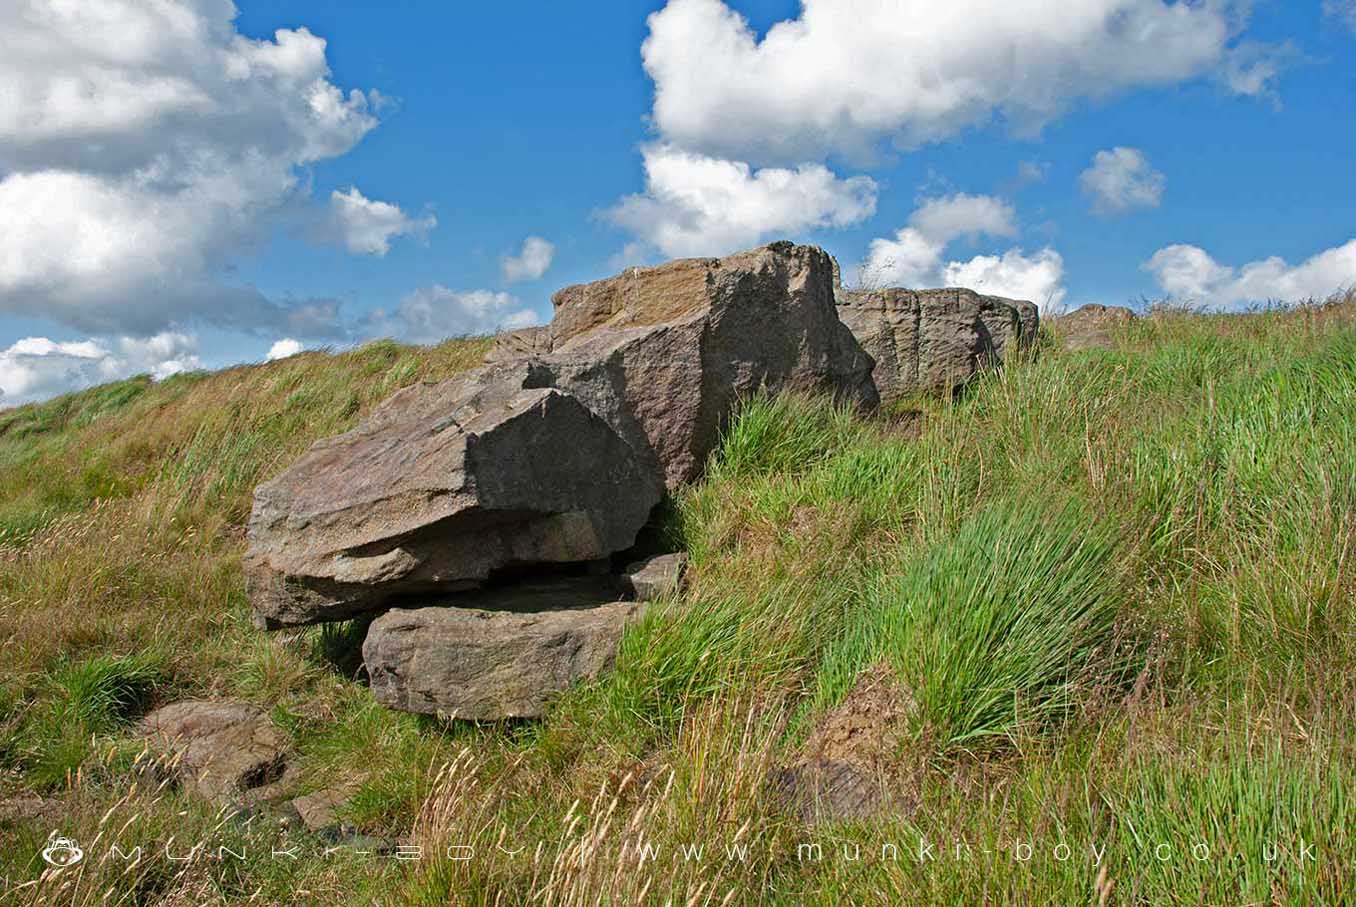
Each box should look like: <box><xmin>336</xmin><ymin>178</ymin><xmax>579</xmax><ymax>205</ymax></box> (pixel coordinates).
<box><xmin>3</xmin><ymin>296</ymin><xmax>1356</xmax><ymax>904</ymax></box>
<box><xmin>811</xmin><ymin>496</ymin><xmax>1129</xmax><ymax>754</ymax></box>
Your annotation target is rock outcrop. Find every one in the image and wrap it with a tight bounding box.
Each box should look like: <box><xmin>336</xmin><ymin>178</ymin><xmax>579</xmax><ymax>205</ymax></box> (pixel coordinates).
<box><xmin>363</xmin><ymin>578</ymin><xmax>640</xmax><ymax>720</ymax></box>
<box><xmin>246</xmin><ymin>242</ymin><xmax>876</xmax><ymax>629</ymax></box>
<box><xmin>835</xmin><ymin>288</ymin><xmax>1038</xmax><ymax>404</ymax></box>
<box><xmin>529</xmin><ymin>241</ymin><xmax>878</xmax><ymax>487</ymax></box>
<box><xmin>244</xmin><ymin>242</ymin><xmax>1044</xmax><ymax>721</ymax></box>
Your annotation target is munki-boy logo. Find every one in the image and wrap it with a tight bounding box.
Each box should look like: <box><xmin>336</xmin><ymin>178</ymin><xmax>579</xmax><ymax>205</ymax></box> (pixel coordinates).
<box><xmin>40</xmin><ymin>837</ymin><xmax>84</xmax><ymax>868</ymax></box>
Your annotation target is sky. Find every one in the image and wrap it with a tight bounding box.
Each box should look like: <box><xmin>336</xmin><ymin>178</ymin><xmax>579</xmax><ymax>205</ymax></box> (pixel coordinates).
<box><xmin>1</xmin><ymin>0</ymin><xmax>1355</xmax><ymax>405</ymax></box>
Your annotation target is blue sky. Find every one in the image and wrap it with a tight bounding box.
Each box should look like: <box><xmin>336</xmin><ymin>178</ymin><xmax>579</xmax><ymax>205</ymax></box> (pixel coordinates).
<box><xmin>1</xmin><ymin>0</ymin><xmax>1354</xmax><ymax>403</ymax></box>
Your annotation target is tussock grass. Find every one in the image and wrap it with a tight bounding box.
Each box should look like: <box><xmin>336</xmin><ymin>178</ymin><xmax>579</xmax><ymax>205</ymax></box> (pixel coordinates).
<box><xmin>813</xmin><ymin>497</ymin><xmax>1129</xmax><ymax>754</ymax></box>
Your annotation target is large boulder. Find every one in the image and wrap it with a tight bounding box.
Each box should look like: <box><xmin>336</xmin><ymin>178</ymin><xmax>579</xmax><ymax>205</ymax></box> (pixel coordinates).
<box><xmin>246</xmin><ymin>380</ymin><xmax>663</xmax><ymax>627</ymax></box>
<box><xmin>362</xmin><ymin>578</ymin><xmax>640</xmax><ymax>720</ymax></box>
<box><xmin>835</xmin><ymin>288</ymin><xmax>1038</xmax><ymax>404</ymax></box>
<box><xmin>246</xmin><ymin>242</ymin><xmax>876</xmax><ymax>627</ymax></box>
<box><xmin>531</xmin><ymin>241</ymin><xmax>878</xmax><ymax>487</ymax></box>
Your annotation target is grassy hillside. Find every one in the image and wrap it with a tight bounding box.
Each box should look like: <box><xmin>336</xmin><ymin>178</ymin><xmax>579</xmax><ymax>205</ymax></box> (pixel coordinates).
<box><xmin>3</xmin><ymin>300</ymin><xmax>1356</xmax><ymax>905</ymax></box>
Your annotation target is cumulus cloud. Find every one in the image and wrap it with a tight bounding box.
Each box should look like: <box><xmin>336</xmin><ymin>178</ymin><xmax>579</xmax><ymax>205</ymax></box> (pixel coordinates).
<box><xmin>327</xmin><ymin>187</ymin><xmax>435</xmax><ymax>256</ymax></box>
<box><xmin>1144</xmin><ymin>240</ymin><xmax>1356</xmax><ymax>308</ymax></box>
<box><xmin>365</xmin><ymin>287</ymin><xmax>540</xmax><ymax>342</ymax></box>
<box><xmin>862</xmin><ymin>194</ymin><xmax>1014</xmax><ymax>286</ymax></box>
<box><xmin>605</xmin><ymin>144</ymin><xmax>877</xmax><ymax>258</ymax></box>
<box><xmin>642</xmin><ymin>0</ymin><xmax>1278</xmax><ymax>164</ymax></box>
<box><xmin>1079</xmin><ymin>147</ymin><xmax>1166</xmax><ymax>216</ymax></box>
<box><xmin>943</xmin><ymin>250</ymin><xmax>1067</xmax><ymax>309</ymax></box>
<box><xmin>0</xmin><ymin>332</ymin><xmax>201</xmax><ymax>406</ymax></box>
<box><xmin>500</xmin><ymin>237</ymin><xmax>556</xmax><ymax>282</ymax></box>
<box><xmin>266</xmin><ymin>338</ymin><xmax>304</xmax><ymax>361</ymax></box>
<box><xmin>0</xmin><ymin>0</ymin><xmax>387</xmax><ymax>335</ymax></box>
<box><xmin>861</xmin><ymin>193</ymin><xmax>1065</xmax><ymax>308</ymax></box>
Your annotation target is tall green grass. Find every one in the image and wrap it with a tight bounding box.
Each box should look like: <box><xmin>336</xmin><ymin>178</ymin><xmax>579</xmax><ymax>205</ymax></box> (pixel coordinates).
<box><xmin>812</xmin><ymin>497</ymin><xmax>1129</xmax><ymax>753</ymax></box>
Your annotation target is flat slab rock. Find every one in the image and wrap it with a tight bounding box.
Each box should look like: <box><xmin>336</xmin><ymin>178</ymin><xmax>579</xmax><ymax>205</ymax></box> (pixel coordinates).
<box><xmin>246</xmin><ymin>382</ymin><xmax>663</xmax><ymax>628</ymax></box>
<box><xmin>363</xmin><ymin>577</ymin><xmax>642</xmax><ymax>721</ymax></box>
<box><xmin>137</xmin><ymin>700</ymin><xmax>290</xmax><ymax>802</ymax></box>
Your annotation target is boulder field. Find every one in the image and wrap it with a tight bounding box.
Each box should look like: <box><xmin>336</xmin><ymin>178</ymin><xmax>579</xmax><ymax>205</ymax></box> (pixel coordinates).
<box><xmin>244</xmin><ymin>241</ymin><xmax>1037</xmax><ymax>720</ymax></box>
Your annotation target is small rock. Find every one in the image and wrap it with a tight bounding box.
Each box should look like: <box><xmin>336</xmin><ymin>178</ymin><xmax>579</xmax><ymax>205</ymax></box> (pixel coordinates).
<box><xmin>290</xmin><ymin>787</ymin><xmax>353</xmax><ymax>833</ymax></box>
<box><xmin>363</xmin><ymin>578</ymin><xmax>640</xmax><ymax>720</ymax></box>
<box><xmin>620</xmin><ymin>553</ymin><xmax>687</xmax><ymax>601</ymax></box>
<box><xmin>137</xmin><ymin>701</ymin><xmax>290</xmax><ymax>803</ymax></box>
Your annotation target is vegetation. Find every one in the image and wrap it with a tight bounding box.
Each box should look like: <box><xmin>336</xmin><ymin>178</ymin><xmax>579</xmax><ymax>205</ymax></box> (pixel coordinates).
<box><xmin>3</xmin><ymin>297</ymin><xmax>1355</xmax><ymax>904</ymax></box>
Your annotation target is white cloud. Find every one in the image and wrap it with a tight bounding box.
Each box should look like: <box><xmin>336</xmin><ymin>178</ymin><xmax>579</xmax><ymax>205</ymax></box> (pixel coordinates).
<box><xmin>605</xmin><ymin>143</ymin><xmax>877</xmax><ymax>258</ymax></box>
<box><xmin>0</xmin><ymin>0</ymin><xmax>386</xmax><ymax>335</ymax></box>
<box><xmin>943</xmin><ymin>249</ymin><xmax>1067</xmax><ymax>309</ymax></box>
<box><xmin>860</xmin><ymin>193</ymin><xmax>1065</xmax><ymax>308</ymax></box>
<box><xmin>1326</xmin><ymin>0</ymin><xmax>1356</xmax><ymax>30</ymax></box>
<box><xmin>266</xmin><ymin>338</ymin><xmax>304</xmax><ymax>361</ymax></box>
<box><xmin>862</xmin><ymin>193</ymin><xmax>1014</xmax><ymax>286</ymax></box>
<box><xmin>1079</xmin><ymin>147</ymin><xmax>1166</xmax><ymax>216</ymax></box>
<box><xmin>642</xmin><ymin>0</ymin><xmax>1276</xmax><ymax>164</ymax></box>
<box><xmin>0</xmin><ymin>331</ymin><xmax>201</xmax><ymax>406</ymax></box>
<box><xmin>909</xmin><ymin>194</ymin><xmax>1017</xmax><ymax>245</ymax></box>
<box><xmin>500</xmin><ymin>237</ymin><xmax>556</xmax><ymax>283</ymax></box>
<box><xmin>366</xmin><ymin>288</ymin><xmax>540</xmax><ymax>342</ymax></box>
<box><xmin>327</xmin><ymin>187</ymin><xmax>435</xmax><ymax>256</ymax></box>
<box><xmin>1144</xmin><ymin>240</ymin><xmax>1356</xmax><ymax>308</ymax></box>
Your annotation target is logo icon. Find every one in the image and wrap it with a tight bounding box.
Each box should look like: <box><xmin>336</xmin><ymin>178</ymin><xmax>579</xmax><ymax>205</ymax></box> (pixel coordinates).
<box><xmin>41</xmin><ymin>837</ymin><xmax>84</xmax><ymax>868</ymax></box>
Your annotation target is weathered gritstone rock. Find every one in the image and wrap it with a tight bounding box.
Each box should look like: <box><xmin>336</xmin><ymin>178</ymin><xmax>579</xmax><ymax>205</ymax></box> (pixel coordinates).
<box><xmin>246</xmin><ymin>381</ymin><xmax>663</xmax><ymax>627</ymax></box>
<box><xmin>1056</xmin><ymin>303</ymin><xmax>1135</xmax><ymax>351</ymax></box>
<box><xmin>246</xmin><ymin>242</ymin><xmax>876</xmax><ymax>629</ymax></box>
<box><xmin>137</xmin><ymin>701</ymin><xmax>290</xmax><ymax>802</ymax></box>
<box><xmin>363</xmin><ymin>578</ymin><xmax>640</xmax><ymax>720</ymax></box>
<box><xmin>524</xmin><ymin>241</ymin><xmax>878</xmax><ymax>487</ymax></box>
<box><xmin>835</xmin><ymin>287</ymin><xmax>1038</xmax><ymax>404</ymax></box>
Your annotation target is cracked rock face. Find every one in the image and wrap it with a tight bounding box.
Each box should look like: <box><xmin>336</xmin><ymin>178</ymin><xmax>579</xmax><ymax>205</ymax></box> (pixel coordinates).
<box><xmin>534</xmin><ymin>241</ymin><xmax>879</xmax><ymax>488</ymax></box>
<box><xmin>245</xmin><ymin>378</ymin><xmax>664</xmax><ymax>628</ymax></box>
<box><xmin>835</xmin><ymin>288</ymin><xmax>1038</xmax><ymax>405</ymax></box>
<box><xmin>362</xmin><ymin>578</ymin><xmax>641</xmax><ymax>720</ymax></box>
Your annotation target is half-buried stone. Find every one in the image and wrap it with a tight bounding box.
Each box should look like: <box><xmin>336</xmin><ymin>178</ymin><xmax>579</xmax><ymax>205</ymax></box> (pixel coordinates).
<box><xmin>362</xmin><ymin>577</ymin><xmax>640</xmax><ymax>720</ymax></box>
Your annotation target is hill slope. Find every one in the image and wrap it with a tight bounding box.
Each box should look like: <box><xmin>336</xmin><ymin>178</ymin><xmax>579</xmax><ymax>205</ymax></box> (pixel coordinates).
<box><xmin>3</xmin><ymin>302</ymin><xmax>1356</xmax><ymax>904</ymax></box>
